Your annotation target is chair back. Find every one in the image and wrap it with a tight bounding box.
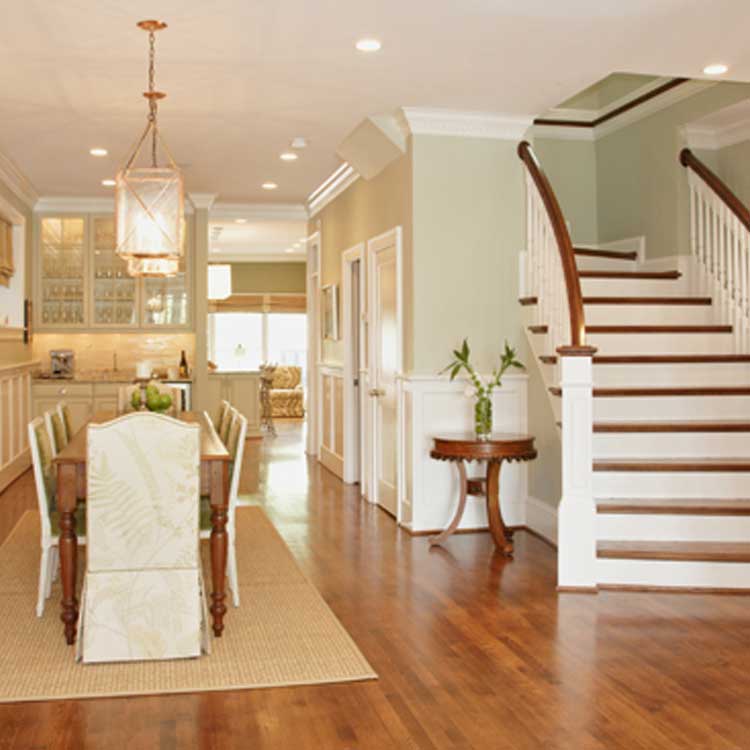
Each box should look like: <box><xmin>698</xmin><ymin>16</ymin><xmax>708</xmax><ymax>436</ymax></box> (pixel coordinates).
<box><xmin>58</xmin><ymin>402</ymin><xmax>74</xmax><ymax>442</ymax></box>
<box><xmin>218</xmin><ymin>400</ymin><xmax>232</xmax><ymax>443</ymax></box>
<box><xmin>225</xmin><ymin>409</ymin><xmax>248</xmax><ymax>528</ymax></box>
<box><xmin>27</xmin><ymin>417</ymin><xmax>55</xmax><ymax>540</ymax></box>
<box><xmin>44</xmin><ymin>410</ymin><xmax>67</xmax><ymax>455</ymax></box>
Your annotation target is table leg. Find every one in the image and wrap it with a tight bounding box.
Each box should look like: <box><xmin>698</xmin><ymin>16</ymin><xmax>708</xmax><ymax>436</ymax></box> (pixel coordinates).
<box><xmin>429</xmin><ymin>461</ymin><xmax>469</xmax><ymax>547</ymax></box>
<box><xmin>209</xmin><ymin>460</ymin><xmax>230</xmax><ymax>637</ymax></box>
<box><xmin>486</xmin><ymin>461</ymin><xmax>513</xmax><ymax>557</ymax></box>
<box><xmin>57</xmin><ymin>462</ymin><xmax>79</xmax><ymax>644</ymax></box>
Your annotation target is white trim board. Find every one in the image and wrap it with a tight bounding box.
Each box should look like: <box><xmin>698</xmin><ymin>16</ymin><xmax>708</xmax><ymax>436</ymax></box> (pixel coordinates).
<box><xmin>210</xmin><ymin>202</ymin><xmax>307</xmax><ymax>222</ymax></box>
<box><xmin>0</xmin><ymin>149</ymin><xmax>38</xmax><ymax>209</ymax></box>
<box><xmin>397</xmin><ymin>108</ymin><xmax>533</xmax><ymax>140</ymax></box>
<box><xmin>525</xmin><ymin>496</ymin><xmax>558</xmax><ymax>547</ymax></box>
<box><xmin>307</xmin><ymin>164</ymin><xmax>359</xmax><ymax>218</ymax></box>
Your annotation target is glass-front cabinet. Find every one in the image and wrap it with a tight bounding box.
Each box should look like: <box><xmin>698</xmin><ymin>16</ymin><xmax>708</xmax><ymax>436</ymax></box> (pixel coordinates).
<box><xmin>36</xmin><ymin>213</ymin><xmax>191</xmax><ymax>331</ymax></box>
<box><xmin>39</xmin><ymin>217</ymin><xmax>86</xmax><ymax>327</ymax></box>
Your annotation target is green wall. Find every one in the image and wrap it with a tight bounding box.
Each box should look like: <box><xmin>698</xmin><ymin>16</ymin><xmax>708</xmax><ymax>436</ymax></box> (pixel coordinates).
<box><xmin>714</xmin><ymin>139</ymin><xmax>750</xmax><ymax>207</ymax></box>
<box><xmin>230</xmin><ymin>262</ymin><xmax>306</xmax><ymax>294</ymax></box>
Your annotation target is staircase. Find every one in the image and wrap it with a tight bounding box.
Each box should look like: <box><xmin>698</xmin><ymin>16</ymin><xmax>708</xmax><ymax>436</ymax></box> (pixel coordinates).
<box><xmin>518</xmin><ymin>141</ymin><xmax>750</xmax><ymax>592</ymax></box>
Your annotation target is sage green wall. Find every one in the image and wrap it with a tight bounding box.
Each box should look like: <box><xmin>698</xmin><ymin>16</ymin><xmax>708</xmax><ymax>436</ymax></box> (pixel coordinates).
<box><xmin>533</xmin><ymin>138</ymin><xmax>598</xmax><ymax>245</ymax></box>
<box><xmin>596</xmin><ymin>82</ymin><xmax>750</xmax><ymax>257</ymax></box>
<box><xmin>411</xmin><ymin>135</ymin><xmax>525</xmax><ymax>373</ymax></box>
<box><xmin>230</xmin><ymin>262</ymin><xmax>306</xmax><ymax>294</ymax></box>
<box><xmin>714</xmin><ymin>139</ymin><xmax>750</xmax><ymax>207</ymax></box>
<box><xmin>310</xmin><ymin>151</ymin><xmax>413</xmax><ymax>367</ymax></box>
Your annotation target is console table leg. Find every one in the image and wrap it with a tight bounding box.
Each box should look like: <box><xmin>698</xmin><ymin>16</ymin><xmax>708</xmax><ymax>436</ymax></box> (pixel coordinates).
<box><xmin>429</xmin><ymin>461</ymin><xmax>468</xmax><ymax>547</ymax></box>
<box><xmin>486</xmin><ymin>461</ymin><xmax>513</xmax><ymax>557</ymax></box>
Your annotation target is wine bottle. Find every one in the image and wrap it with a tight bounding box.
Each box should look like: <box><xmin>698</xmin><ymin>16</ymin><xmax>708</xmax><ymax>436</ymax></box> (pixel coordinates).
<box><xmin>179</xmin><ymin>350</ymin><xmax>188</xmax><ymax>378</ymax></box>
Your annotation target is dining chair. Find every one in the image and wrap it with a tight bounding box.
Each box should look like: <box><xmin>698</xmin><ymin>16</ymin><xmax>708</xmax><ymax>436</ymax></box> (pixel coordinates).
<box><xmin>219</xmin><ymin>401</ymin><xmax>233</xmax><ymax>444</ymax></box>
<box><xmin>28</xmin><ymin>417</ymin><xmax>86</xmax><ymax>617</ymax></box>
<box><xmin>78</xmin><ymin>412</ymin><xmax>210</xmax><ymax>663</ymax></box>
<box><xmin>200</xmin><ymin>407</ymin><xmax>247</xmax><ymax>607</ymax></box>
<box><xmin>58</xmin><ymin>402</ymin><xmax>74</xmax><ymax>443</ymax></box>
<box><xmin>214</xmin><ymin>399</ymin><xmax>230</xmax><ymax>433</ymax></box>
<box><xmin>44</xmin><ymin>409</ymin><xmax>68</xmax><ymax>455</ymax></box>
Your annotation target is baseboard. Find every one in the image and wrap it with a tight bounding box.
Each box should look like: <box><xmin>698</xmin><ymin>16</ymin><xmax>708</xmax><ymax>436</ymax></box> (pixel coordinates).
<box><xmin>319</xmin><ymin>444</ymin><xmax>344</xmax><ymax>480</ymax></box>
<box><xmin>525</xmin><ymin>496</ymin><xmax>558</xmax><ymax>547</ymax></box>
<box><xmin>598</xmin><ymin>584</ymin><xmax>750</xmax><ymax>595</ymax></box>
<box><xmin>0</xmin><ymin>449</ymin><xmax>30</xmax><ymax>494</ymax></box>
<box><xmin>404</xmin><ymin>525</ymin><xmax>489</xmax><ymax>537</ymax></box>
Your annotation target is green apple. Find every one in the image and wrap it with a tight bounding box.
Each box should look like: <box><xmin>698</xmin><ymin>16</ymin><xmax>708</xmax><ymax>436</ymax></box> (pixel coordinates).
<box><xmin>130</xmin><ymin>389</ymin><xmax>141</xmax><ymax>409</ymax></box>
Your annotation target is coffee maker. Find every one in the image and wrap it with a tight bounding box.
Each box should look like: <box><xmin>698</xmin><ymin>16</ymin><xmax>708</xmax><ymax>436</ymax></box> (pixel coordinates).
<box><xmin>50</xmin><ymin>350</ymin><xmax>75</xmax><ymax>378</ymax></box>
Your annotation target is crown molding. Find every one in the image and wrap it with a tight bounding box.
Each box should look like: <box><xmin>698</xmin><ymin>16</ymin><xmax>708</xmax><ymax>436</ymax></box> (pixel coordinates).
<box><xmin>307</xmin><ymin>163</ymin><xmax>359</xmax><ymax>217</ymax></box>
<box><xmin>34</xmin><ymin>197</ymin><xmax>115</xmax><ymax>213</ymax></box>
<box><xmin>397</xmin><ymin>107</ymin><xmax>533</xmax><ymax>140</ymax></box>
<box><xmin>0</xmin><ymin>150</ymin><xmax>39</xmax><ymax>210</ymax></box>
<box><xmin>210</xmin><ymin>202</ymin><xmax>307</xmax><ymax>222</ymax></box>
<box><xmin>682</xmin><ymin>120</ymin><xmax>750</xmax><ymax>151</ymax></box>
<box><xmin>188</xmin><ymin>192</ymin><xmax>218</xmax><ymax>210</ymax></box>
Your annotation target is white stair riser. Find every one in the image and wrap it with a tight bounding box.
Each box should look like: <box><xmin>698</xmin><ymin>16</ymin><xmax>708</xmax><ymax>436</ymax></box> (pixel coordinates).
<box><xmin>592</xmin><ymin>395</ymin><xmax>750</xmax><ymax>420</ymax></box>
<box><xmin>581</xmin><ymin>278</ymin><xmax>691</xmax><ymax>296</ymax></box>
<box><xmin>584</xmin><ymin>305</ymin><xmax>715</xmax><ymax>326</ymax></box>
<box><xmin>597</xmin><ymin>559</ymin><xmax>750</xmax><ymax>589</ymax></box>
<box><xmin>597</xmin><ymin>513</ymin><xmax>750</xmax><ymax>541</ymax></box>
<box><xmin>594</xmin><ymin>432</ymin><xmax>750</xmax><ymax>458</ymax></box>
<box><xmin>586</xmin><ymin>331</ymin><xmax>735</xmax><ymax>354</ymax></box>
<box><xmin>575</xmin><ymin>256</ymin><xmax>640</xmax><ymax>272</ymax></box>
<box><xmin>594</xmin><ymin>471</ymin><xmax>750</xmax><ymax>499</ymax></box>
<box><xmin>593</xmin><ymin>362</ymin><xmax>750</xmax><ymax>386</ymax></box>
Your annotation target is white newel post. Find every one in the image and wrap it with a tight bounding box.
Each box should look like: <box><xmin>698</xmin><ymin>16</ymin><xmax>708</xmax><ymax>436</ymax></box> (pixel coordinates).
<box><xmin>557</xmin><ymin>347</ymin><xmax>597</xmax><ymax>590</ymax></box>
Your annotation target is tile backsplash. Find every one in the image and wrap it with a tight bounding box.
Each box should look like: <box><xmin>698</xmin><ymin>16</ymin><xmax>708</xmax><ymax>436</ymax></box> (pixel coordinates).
<box><xmin>33</xmin><ymin>332</ymin><xmax>195</xmax><ymax>374</ymax></box>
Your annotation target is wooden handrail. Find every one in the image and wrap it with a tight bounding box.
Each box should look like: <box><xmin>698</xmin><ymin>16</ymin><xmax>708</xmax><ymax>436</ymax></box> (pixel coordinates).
<box><xmin>517</xmin><ymin>140</ymin><xmax>586</xmax><ymax>348</ymax></box>
<box><xmin>680</xmin><ymin>148</ymin><xmax>750</xmax><ymax>232</ymax></box>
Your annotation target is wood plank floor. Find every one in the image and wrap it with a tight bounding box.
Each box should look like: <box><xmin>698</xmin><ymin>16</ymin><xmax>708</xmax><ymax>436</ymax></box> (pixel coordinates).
<box><xmin>1</xmin><ymin>421</ymin><xmax>750</xmax><ymax>749</ymax></box>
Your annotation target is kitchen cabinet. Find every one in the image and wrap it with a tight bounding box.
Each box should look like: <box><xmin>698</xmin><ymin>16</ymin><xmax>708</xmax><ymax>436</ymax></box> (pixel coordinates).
<box><xmin>32</xmin><ymin>382</ymin><xmax>93</xmax><ymax>434</ymax></box>
<box><xmin>207</xmin><ymin>372</ymin><xmax>261</xmax><ymax>429</ymax></box>
<box><xmin>35</xmin><ymin>213</ymin><xmax>192</xmax><ymax>332</ymax></box>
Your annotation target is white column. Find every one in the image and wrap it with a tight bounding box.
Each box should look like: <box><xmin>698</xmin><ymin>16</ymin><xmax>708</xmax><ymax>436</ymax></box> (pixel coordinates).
<box><xmin>557</xmin><ymin>347</ymin><xmax>597</xmax><ymax>590</ymax></box>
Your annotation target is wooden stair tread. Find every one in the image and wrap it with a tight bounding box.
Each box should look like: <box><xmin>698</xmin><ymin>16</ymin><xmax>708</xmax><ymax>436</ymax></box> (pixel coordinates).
<box><xmin>519</xmin><ymin>296</ymin><xmax>538</xmax><ymax>306</ymax></box>
<box><xmin>541</xmin><ymin>354</ymin><xmax>750</xmax><ymax>365</ymax></box>
<box><xmin>579</xmin><ymin>270</ymin><xmax>681</xmax><ymax>279</ymax></box>
<box><xmin>574</xmin><ymin>247</ymin><xmax>638</xmax><ymax>261</ymax></box>
<box><xmin>583</xmin><ymin>296</ymin><xmax>712</xmax><ymax>305</ymax></box>
<box><xmin>593</xmin><ymin>420</ymin><xmax>750</xmax><ymax>433</ymax></box>
<box><xmin>586</xmin><ymin>325</ymin><xmax>732</xmax><ymax>334</ymax></box>
<box><xmin>549</xmin><ymin>386</ymin><xmax>750</xmax><ymax>397</ymax></box>
<box><xmin>528</xmin><ymin>325</ymin><xmax>548</xmax><ymax>334</ymax></box>
<box><xmin>594</xmin><ymin>458</ymin><xmax>750</xmax><ymax>472</ymax></box>
<box><xmin>597</xmin><ymin>498</ymin><xmax>750</xmax><ymax>515</ymax></box>
<box><xmin>597</xmin><ymin>540</ymin><xmax>750</xmax><ymax>562</ymax></box>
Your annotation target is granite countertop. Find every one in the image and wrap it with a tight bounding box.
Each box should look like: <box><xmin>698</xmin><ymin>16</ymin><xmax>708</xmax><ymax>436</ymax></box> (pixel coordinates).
<box><xmin>33</xmin><ymin>370</ymin><xmax>193</xmax><ymax>384</ymax></box>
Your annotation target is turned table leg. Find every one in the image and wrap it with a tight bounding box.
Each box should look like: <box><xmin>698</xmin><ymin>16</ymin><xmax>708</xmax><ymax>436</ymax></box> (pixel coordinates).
<box><xmin>57</xmin><ymin>462</ymin><xmax>79</xmax><ymax>644</ymax></box>
<box><xmin>429</xmin><ymin>461</ymin><xmax>469</xmax><ymax>547</ymax></box>
<box><xmin>209</xmin><ymin>459</ymin><xmax>230</xmax><ymax>636</ymax></box>
<box><xmin>486</xmin><ymin>461</ymin><xmax>513</xmax><ymax>557</ymax></box>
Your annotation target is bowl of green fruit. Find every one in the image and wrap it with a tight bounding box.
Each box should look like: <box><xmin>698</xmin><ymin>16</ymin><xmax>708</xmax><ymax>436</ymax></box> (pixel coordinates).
<box><xmin>131</xmin><ymin>382</ymin><xmax>173</xmax><ymax>414</ymax></box>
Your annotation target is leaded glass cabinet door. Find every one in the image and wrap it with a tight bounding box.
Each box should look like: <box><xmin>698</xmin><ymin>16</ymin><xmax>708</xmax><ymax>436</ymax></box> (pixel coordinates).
<box><xmin>92</xmin><ymin>216</ymin><xmax>138</xmax><ymax>327</ymax></box>
<box><xmin>39</xmin><ymin>217</ymin><xmax>86</xmax><ymax>327</ymax></box>
<box><xmin>142</xmin><ymin>254</ymin><xmax>191</xmax><ymax>327</ymax></box>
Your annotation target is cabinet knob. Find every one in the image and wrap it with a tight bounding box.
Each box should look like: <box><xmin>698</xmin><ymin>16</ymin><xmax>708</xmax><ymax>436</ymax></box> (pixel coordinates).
<box><xmin>59</xmin><ymin>387</ymin><xmax>67</xmax><ymax>396</ymax></box>
<box><xmin>369</xmin><ymin>388</ymin><xmax>386</xmax><ymax>398</ymax></box>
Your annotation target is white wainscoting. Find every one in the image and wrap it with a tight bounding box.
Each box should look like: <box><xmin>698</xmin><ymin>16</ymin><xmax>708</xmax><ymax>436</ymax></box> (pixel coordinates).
<box><xmin>399</xmin><ymin>373</ymin><xmax>529</xmax><ymax>534</ymax></box>
<box><xmin>318</xmin><ymin>364</ymin><xmax>344</xmax><ymax>479</ymax></box>
<box><xmin>0</xmin><ymin>360</ymin><xmax>36</xmax><ymax>493</ymax></box>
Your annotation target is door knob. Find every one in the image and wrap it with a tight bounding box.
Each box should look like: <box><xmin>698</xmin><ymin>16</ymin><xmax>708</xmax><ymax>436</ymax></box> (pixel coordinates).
<box><xmin>369</xmin><ymin>388</ymin><xmax>386</xmax><ymax>397</ymax></box>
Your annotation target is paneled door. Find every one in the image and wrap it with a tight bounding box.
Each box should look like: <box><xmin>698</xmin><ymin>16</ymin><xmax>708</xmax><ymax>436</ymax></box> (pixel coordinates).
<box><xmin>368</xmin><ymin>228</ymin><xmax>402</xmax><ymax>518</ymax></box>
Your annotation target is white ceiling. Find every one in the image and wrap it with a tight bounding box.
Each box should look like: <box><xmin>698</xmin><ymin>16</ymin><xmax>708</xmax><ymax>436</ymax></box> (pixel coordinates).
<box><xmin>209</xmin><ymin>217</ymin><xmax>308</xmax><ymax>261</ymax></box>
<box><xmin>2</xmin><ymin>0</ymin><xmax>750</xmax><ymax>203</ymax></box>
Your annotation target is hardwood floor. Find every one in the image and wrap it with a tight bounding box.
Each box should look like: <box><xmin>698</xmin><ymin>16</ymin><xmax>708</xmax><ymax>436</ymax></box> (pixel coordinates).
<box><xmin>2</xmin><ymin>422</ymin><xmax>750</xmax><ymax>748</ymax></box>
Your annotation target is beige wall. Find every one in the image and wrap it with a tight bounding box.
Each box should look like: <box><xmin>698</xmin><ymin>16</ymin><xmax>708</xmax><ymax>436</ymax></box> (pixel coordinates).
<box><xmin>310</xmin><ymin>151</ymin><xmax>413</xmax><ymax>367</ymax></box>
<box><xmin>230</xmin><ymin>262</ymin><xmax>306</xmax><ymax>294</ymax></box>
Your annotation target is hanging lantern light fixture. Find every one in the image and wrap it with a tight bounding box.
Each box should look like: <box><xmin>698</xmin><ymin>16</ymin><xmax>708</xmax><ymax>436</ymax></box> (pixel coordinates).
<box><xmin>116</xmin><ymin>20</ymin><xmax>184</xmax><ymax>278</ymax></box>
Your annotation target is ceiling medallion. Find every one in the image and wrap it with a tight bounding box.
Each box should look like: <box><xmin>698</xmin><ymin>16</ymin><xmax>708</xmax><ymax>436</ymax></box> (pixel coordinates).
<box><xmin>115</xmin><ymin>20</ymin><xmax>184</xmax><ymax>278</ymax></box>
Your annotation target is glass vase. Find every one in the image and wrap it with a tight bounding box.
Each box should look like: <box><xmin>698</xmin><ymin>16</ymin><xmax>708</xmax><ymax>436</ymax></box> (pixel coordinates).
<box><xmin>474</xmin><ymin>396</ymin><xmax>492</xmax><ymax>441</ymax></box>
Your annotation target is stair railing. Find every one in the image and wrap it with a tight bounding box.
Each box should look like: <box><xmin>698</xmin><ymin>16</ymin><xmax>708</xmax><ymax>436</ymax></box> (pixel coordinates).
<box><xmin>517</xmin><ymin>140</ymin><xmax>597</xmax><ymax>590</ymax></box>
<box><xmin>680</xmin><ymin>148</ymin><xmax>750</xmax><ymax>349</ymax></box>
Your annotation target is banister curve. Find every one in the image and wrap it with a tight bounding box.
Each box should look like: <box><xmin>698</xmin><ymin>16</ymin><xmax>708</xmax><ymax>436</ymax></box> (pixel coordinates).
<box><xmin>680</xmin><ymin>148</ymin><xmax>750</xmax><ymax>233</ymax></box>
<box><xmin>517</xmin><ymin>140</ymin><xmax>586</xmax><ymax>348</ymax></box>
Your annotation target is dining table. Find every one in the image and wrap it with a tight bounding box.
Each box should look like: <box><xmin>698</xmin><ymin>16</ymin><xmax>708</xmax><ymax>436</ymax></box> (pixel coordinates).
<box><xmin>52</xmin><ymin>410</ymin><xmax>232</xmax><ymax>645</ymax></box>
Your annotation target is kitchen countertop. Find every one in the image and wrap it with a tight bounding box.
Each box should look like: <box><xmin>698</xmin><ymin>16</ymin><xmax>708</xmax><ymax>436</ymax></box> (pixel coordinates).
<box><xmin>33</xmin><ymin>371</ymin><xmax>193</xmax><ymax>384</ymax></box>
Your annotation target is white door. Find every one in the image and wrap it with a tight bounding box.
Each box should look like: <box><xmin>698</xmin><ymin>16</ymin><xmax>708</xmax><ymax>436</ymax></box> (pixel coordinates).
<box><xmin>306</xmin><ymin>234</ymin><xmax>321</xmax><ymax>456</ymax></box>
<box><xmin>368</xmin><ymin>228</ymin><xmax>401</xmax><ymax>518</ymax></box>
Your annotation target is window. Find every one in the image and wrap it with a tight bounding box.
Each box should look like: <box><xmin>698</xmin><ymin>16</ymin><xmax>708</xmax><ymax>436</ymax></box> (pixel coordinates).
<box><xmin>208</xmin><ymin>312</ymin><xmax>307</xmax><ymax>373</ymax></box>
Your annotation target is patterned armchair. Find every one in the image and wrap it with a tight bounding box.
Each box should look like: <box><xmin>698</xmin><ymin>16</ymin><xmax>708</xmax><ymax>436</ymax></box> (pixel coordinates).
<box><xmin>268</xmin><ymin>365</ymin><xmax>305</xmax><ymax>418</ymax></box>
<box><xmin>77</xmin><ymin>412</ymin><xmax>209</xmax><ymax>663</ymax></box>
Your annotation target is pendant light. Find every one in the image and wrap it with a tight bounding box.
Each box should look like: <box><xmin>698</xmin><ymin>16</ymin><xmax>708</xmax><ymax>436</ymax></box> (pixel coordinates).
<box><xmin>116</xmin><ymin>20</ymin><xmax>184</xmax><ymax>278</ymax></box>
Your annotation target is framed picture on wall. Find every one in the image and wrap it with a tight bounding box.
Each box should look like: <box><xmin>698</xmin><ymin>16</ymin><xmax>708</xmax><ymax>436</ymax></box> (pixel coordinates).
<box><xmin>322</xmin><ymin>283</ymin><xmax>339</xmax><ymax>340</ymax></box>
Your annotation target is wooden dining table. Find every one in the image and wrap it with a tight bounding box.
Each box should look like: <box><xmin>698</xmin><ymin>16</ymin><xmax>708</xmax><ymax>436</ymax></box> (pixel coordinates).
<box><xmin>52</xmin><ymin>411</ymin><xmax>232</xmax><ymax>645</ymax></box>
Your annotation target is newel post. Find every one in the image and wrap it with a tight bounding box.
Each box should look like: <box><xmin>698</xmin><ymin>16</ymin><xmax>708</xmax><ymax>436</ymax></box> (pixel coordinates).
<box><xmin>557</xmin><ymin>345</ymin><xmax>597</xmax><ymax>591</ymax></box>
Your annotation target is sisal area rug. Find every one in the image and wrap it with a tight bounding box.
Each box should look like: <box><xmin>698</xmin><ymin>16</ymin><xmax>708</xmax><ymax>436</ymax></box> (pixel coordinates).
<box><xmin>0</xmin><ymin>507</ymin><xmax>376</xmax><ymax>703</ymax></box>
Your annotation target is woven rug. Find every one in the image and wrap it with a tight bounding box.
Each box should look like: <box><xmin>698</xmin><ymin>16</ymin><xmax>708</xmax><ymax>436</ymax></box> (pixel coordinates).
<box><xmin>0</xmin><ymin>507</ymin><xmax>376</xmax><ymax>703</ymax></box>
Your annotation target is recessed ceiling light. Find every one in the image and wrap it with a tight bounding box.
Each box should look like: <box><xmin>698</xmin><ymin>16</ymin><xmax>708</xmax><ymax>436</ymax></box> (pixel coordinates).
<box><xmin>262</xmin><ymin>182</ymin><xmax>278</xmax><ymax>190</ymax></box>
<box><xmin>703</xmin><ymin>63</ymin><xmax>729</xmax><ymax>76</ymax></box>
<box><xmin>90</xmin><ymin>147</ymin><xmax>108</xmax><ymax>157</ymax></box>
<box><xmin>235</xmin><ymin>218</ymin><xmax>247</xmax><ymax>224</ymax></box>
<box><xmin>356</xmin><ymin>38</ymin><xmax>381</xmax><ymax>52</ymax></box>
<box><xmin>101</xmin><ymin>179</ymin><xmax>116</xmax><ymax>187</ymax></box>
<box><xmin>280</xmin><ymin>152</ymin><xmax>298</xmax><ymax>161</ymax></box>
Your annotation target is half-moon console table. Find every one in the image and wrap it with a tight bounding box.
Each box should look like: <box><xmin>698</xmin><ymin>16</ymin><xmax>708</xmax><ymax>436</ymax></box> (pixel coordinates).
<box><xmin>429</xmin><ymin>433</ymin><xmax>537</xmax><ymax>556</ymax></box>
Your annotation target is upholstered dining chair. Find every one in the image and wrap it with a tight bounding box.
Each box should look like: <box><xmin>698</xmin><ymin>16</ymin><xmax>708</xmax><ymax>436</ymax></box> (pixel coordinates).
<box><xmin>58</xmin><ymin>402</ymin><xmax>74</xmax><ymax>443</ymax></box>
<box><xmin>218</xmin><ymin>401</ymin><xmax>233</xmax><ymax>444</ymax></box>
<box><xmin>200</xmin><ymin>407</ymin><xmax>247</xmax><ymax>607</ymax></box>
<box><xmin>28</xmin><ymin>417</ymin><xmax>86</xmax><ymax>616</ymax></box>
<box><xmin>44</xmin><ymin>409</ymin><xmax>68</xmax><ymax>455</ymax></box>
<box><xmin>77</xmin><ymin>412</ymin><xmax>210</xmax><ymax>663</ymax></box>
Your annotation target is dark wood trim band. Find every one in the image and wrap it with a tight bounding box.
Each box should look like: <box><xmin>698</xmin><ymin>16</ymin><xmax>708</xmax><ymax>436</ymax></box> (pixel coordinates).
<box><xmin>518</xmin><ymin>296</ymin><xmax>538</xmax><ymax>306</ymax></box>
<box><xmin>597</xmin><ymin>540</ymin><xmax>750</xmax><ymax>562</ymax></box>
<box><xmin>573</xmin><ymin>248</ymin><xmax>637</xmax><ymax>261</ymax></box>
<box><xmin>550</xmin><ymin>386</ymin><xmax>750</xmax><ymax>397</ymax></box>
<box><xmin>594</xmin><ymin>459</ymin><xmax>750</xmax><ymax>473</ymax></box>
<box><xmin>518</xmin><ymin>141</ymin><xmax>586</xmax><ymax>347</ymax></box>
<box><xmin>582</xmin><ymin>296</ymin><xmax>712</xmax><ymax>306</ymax></box>
<box><xmin>680</xmin><ymin>148</ymin><xmax>750</xmax><ymax>232</ymax></box>
<box><xmin>586</xmin><ymin>324</ymin><xmax>732</xmax><ymax>334</ymax></box>
<box><xmin>578</xmin><ymin>270</ymin><xmax>681</xmax><ymax>279</ymax></box>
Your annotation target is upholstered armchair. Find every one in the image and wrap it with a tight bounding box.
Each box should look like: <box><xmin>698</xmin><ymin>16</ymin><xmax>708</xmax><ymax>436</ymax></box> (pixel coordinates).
<box><xmin>77</xmin><ymin>412</ymin><xmax>209</xmax><ymax>663</ymax></box>
<box><xmin>268</xmin><ymin>365</ymin><xmax>305</xmax><ymax>418</ymax></box>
